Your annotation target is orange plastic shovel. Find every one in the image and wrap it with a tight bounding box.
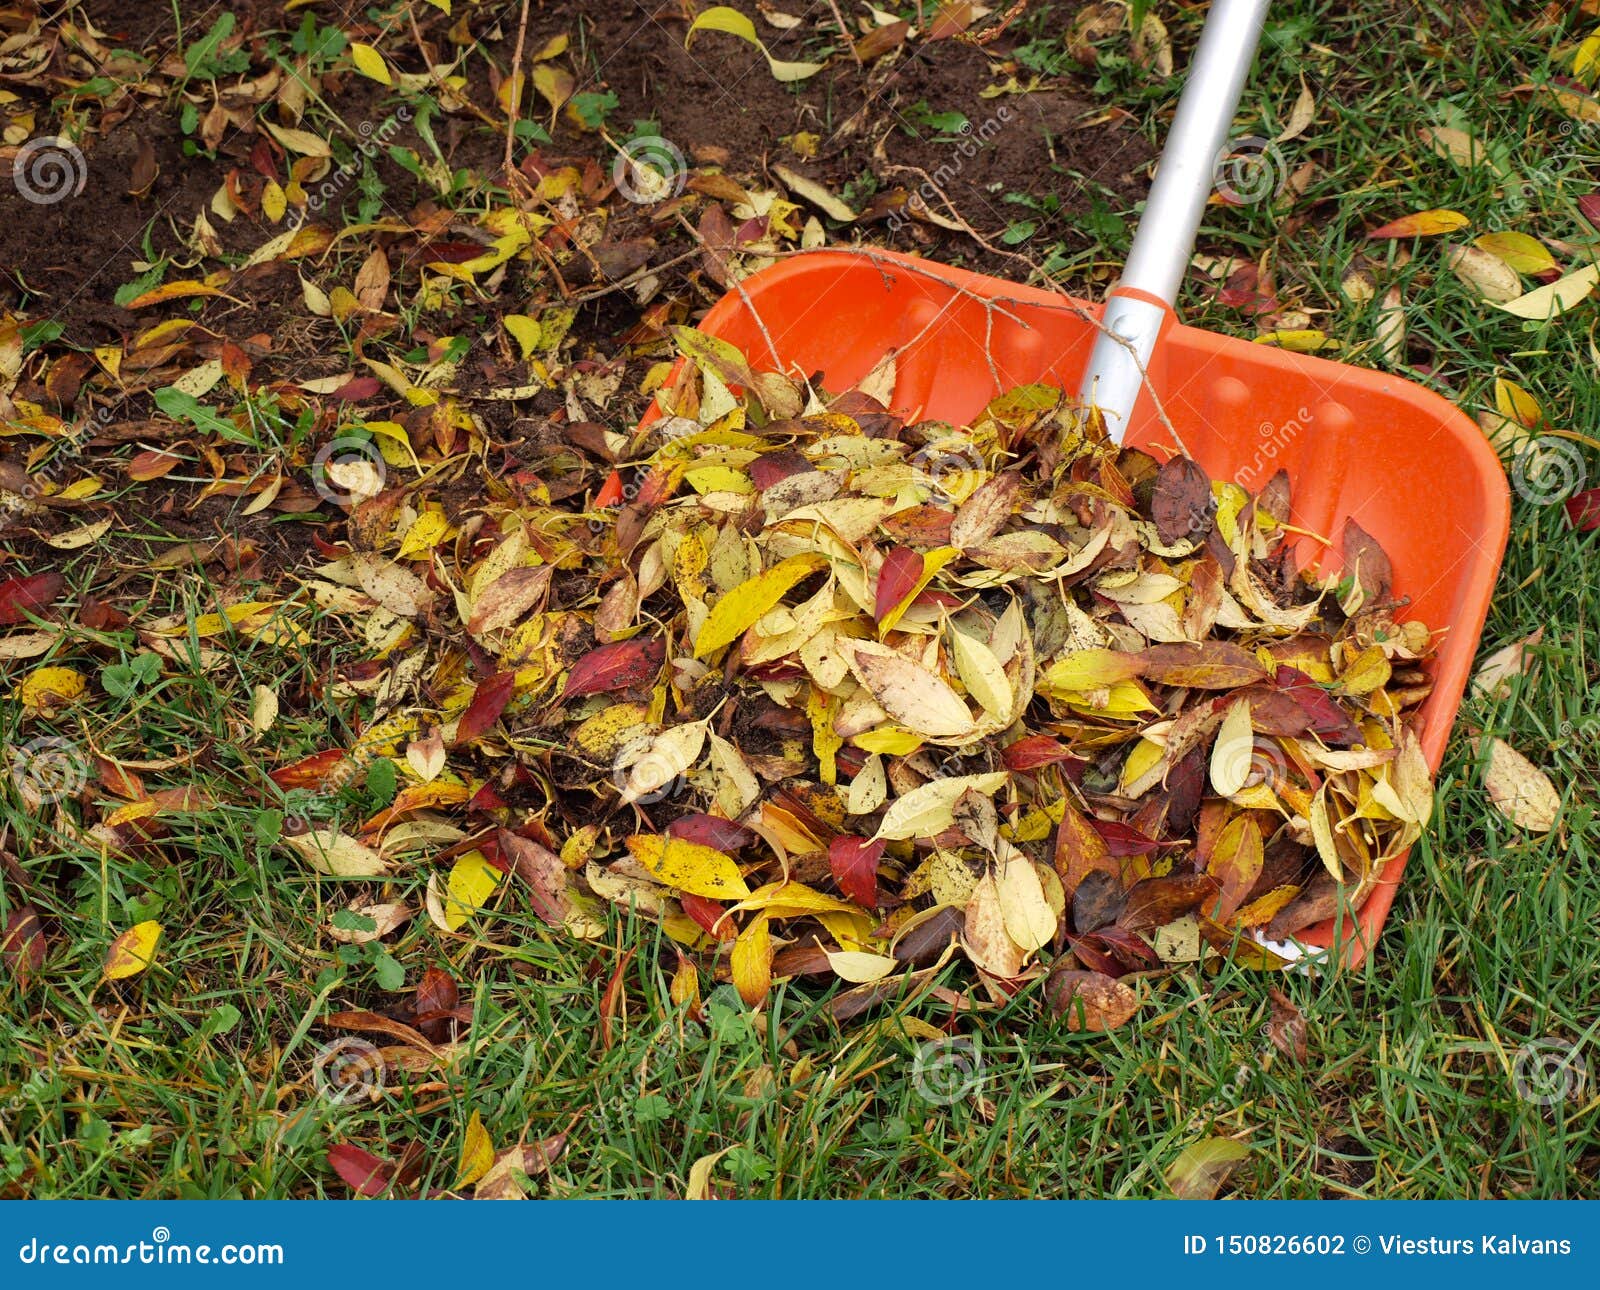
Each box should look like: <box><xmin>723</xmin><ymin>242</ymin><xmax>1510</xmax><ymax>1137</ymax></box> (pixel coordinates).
<box><xmin>664</xmin><ymin>1</ymin><xmax>1509</xmax><ymax>963</ymax></box>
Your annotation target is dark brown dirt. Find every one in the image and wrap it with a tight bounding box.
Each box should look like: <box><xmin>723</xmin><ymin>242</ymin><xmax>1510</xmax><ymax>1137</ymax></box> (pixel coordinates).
<box><xmin>0</xmin><ymin>0</ymin><xmax>1152</xmax><ymax>573</ymax></box>
<box><xmin>1</xmin><ymin>0</ymin><xmax>1151</xmax><ymax>348</ymax></box>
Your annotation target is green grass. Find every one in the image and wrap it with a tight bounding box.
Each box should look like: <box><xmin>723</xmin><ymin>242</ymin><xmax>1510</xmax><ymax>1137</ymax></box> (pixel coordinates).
<box><xmin>3</xmin><ymin>0</ymin><xmax>1598</xmax><ymax>1198</ymax></box>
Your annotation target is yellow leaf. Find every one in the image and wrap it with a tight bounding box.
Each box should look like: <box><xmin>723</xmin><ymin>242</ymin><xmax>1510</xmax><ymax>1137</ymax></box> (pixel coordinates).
<box><xmin>1166</xmin><ymin>1137</ymin><xmax>1251</xmax><ymax>1200</ymax></box>
<box><xmin>995</xmin><ymin>851</ymin><xmax>1054</xmax><ymax>953</ymax></box>
<box><xmin>44</xmin><ymin>517</ymin><xmax>112</xmax><ymax>550</ymax></box>
<box><xmin>1494</xmin><ymin>377</ymin><xmax>1542</xmax><ymax>429</ymax></box>
<box><xmin>730</xmin><ymin>915</ymin><xmax>772</xmax><ymax>1004</ymax></box>
<box><xmin>851</xmin><ymin>648</ymin><xmax>974</xmax><ymax>739</ymax></box>
<box><xmin>1474</xmin><ymin>231</ymin><xmax>1556</xmax><ymax>275</ymax></box>
<box><xmin>124</xmin><ymin>279</ymin><xmax>228</xmax><ymax>309</ymax></box>
<box><xmin>685</xmin><ymin>1148</ymin><xmax>732</xmax><ymax>1199</ymax></box>
<box><xmin>424</xmin><ymin>0</ymin><xmax>451</xmax><ymax>12</ymax></box>
<box><xmin>1210</xmin><ymin>699</ymin><xmax>1255</xmax><ymax>798</ymax></box>
<box><xmin>1366</xmin><ymin>208</ymin><xmax>1470</xmax><ymax>239</ymax></box>
<box><xmin>684</xmin><ymin>465</ymin><xmax>754</xmax><ymax>495</ymax></box>
<box><xmin>444</xmin><ymin>850</ymin><xmax>503</xmax><ymax>929</ymax></box>
<box><xmin>1578</xmin><ymin>30</ymin><xmax>1600</xmax><ymax>82</ymax></box>
<box><xmin>103</xmin><ymin>921</ymin><xmax>162</xmax><ymax>981</ymax></box>
<box><xmin>17</xmin><ymin>665</ymin><xmax>86</xmax><ymax>711</ymax></box>
<box><xmin>1419</xmin><ymin>124</ymin><xmax>1488</xmax><ymax>168</ymax></box>
<box><xmin>825</xmin><ymin>950</ymin><xmax>898</xmax><ymax>983</ymax></box>
<box><xmin>1253</xmin><ymin>328</ymin><xmax>1336</xmax><ymax>351</ymax></box>
<box><xmin>528</xmin><ymin>65</ymin><xmax>570</xmax><ymax>116</ymax></box>
<box><xmin>251</xmin><ymin>684</ymin><xmax>279</xmax><ymax>737</ymax></box>
<box><xmin>262</xmin><ymin>180</ymin><xmax>288</xmax><ymax>224</ymax></box>
<box><xmin>397</xmin><ymin>510</ymin><xmax>451</xmax><ymax>560</ymax></box>
<box><xmin>1498</xmin><ymin>264</ymin><xmax>1600</xmax><ymax>321</ymax></box>
<box><xmin>687</xmin><ymin>6</ymin><xmax>826</xmax><ymax>82</ymax></box>
<box><xmin>503</xmin><ymin>314</ymin><xmax>541</xmax><ymax>360</ymax></box>
<box><xmin>264</xmin><ymin>122</ymin><xmax>332</xmax><ymax>158</ymax></box>
<box><xmin>949</xmin><ymin>628</ymin><xmax>1012</xmax><ymax>720</ymax></box>
<box><xmin>1445</xmin><ymin>245</ymin><xmax>1522</xmax><ymax>303</ymax></box>
<box><xmin>875</xmin><ymin>771</ymin><xmax>1009</xmax><ymax>841</ymax></box>
<box><xmin>625</xmin><ymin>835</ymin><xmax>752</xmax><ymax>900</ymax></box>
<box><xmin>282</xmin><ymin>829</ymin><xmax>391</xmax><ymax>878</ymax></box>
<box><xmin>694</xmin><ymin>553</ymin><xmax>828</xmax><ymax>657</ymax></box>
<box><xmin>851</xmin><ymin>726</ymin><xmax>923</xmax><ymax>756</ymax></box>
<box><xmin>455</xmin><ymin>1110</ymin><xmax>495</xmax><ymax>1189</ymax></box>
<box><xmin>1040</xmin><ymin>648</ymin><xmax>1141</xmax><ymax>694</ymax></box>
<box><xmin>1308</xmin><ymin>785</ymin><xmax>1343</xmax><ymax>880</ymax></box>
<box><xmin>349</xmin><ymin>42</ymin><xmax>393</xmax><ymax>85</ymax></box>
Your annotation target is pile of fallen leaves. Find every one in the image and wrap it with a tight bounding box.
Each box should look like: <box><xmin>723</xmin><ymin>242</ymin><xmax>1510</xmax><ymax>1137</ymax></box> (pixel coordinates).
<box><xmin>303</xmin><ymin>326</ymin><xmax>1438</xmax><ymax>1028</ymax></box>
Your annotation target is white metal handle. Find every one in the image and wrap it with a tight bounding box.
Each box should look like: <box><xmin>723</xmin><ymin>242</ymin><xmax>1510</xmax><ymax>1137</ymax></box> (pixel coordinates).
<box><xmin>1077</xmin><ymin>0</ymin><xmax>1271</xmax><ymax>441</ymax></box>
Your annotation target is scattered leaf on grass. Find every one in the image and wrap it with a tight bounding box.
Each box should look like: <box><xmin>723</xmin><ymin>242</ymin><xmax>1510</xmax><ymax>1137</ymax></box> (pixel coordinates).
<box><xmin>103</xmin><ymin>920</ymin><xmax>161</xmax><ymax>981</ymax></box>
<box><xmin>1166</xmin><ymin>1137</ymin><xmax>1252</xmax><ymax>1199</ymax></box>
<box><xmin>1482</xmin><ymin>737</ymin><xmax>1560</xmax><ymax>832</ymax></box>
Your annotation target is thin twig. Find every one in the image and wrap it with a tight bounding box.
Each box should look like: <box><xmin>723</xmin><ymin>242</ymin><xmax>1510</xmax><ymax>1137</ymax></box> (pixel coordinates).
<box><xmin>502</xmin><ymin>0</ymin><xmax>532</xmax><ymax>179</ymax></box>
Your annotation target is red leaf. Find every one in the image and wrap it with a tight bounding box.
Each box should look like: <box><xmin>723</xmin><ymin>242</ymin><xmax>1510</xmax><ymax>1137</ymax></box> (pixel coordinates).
<box><xmin>680</xmin><ymin>892</ymin><xmax>735</xmax><ymax>941</ymax></box>
<box><xmin>1002</xmin><ymin>735</ymin><xmax>1086</xmax><ymax>773</ymax></box>
<box><xmin>414</xmin><ymin>965</ymin><xmax>458</xmax><ymax>1018</ymax></box>
<box><xmin>1</xmin><ymin>904</ymin><xmax>47</xmax><ymax>990</ymax></box>
<box><xmin>456</xmin><ymin>671</ymin><xmax>515</xmax><ymax>743</ymax></box>
<box><xmin>268</xmin><ymin>748</ymin><xmax>347</xmax><ymax>789</ymax></box>
<box><xmin>748</xmin><ymin>450</ymin><xmax>812</xmax><ymax>490</ymax></box>
<box><xmin>829</xmin><ymin>835</ymin><xmax>885</xmax><ymax>908</ymax></box>
<box><xmin>331</xmin><ymin>376</ymin><xmax>382</xmax><ymax>402</ymax></box>
<box><xmin>0</xmin><ymin>572</ymin><xmax>65</xmax><ymax>625</ymax></box>
<box><xmin>874</xmin><ymin>547</ymin><xmax>923</xmax><ymax>623</ymax></box>
<box><xmin>1089</xmin><ymin>818</ymin><xmax>1164</xmax><ymax>857</ymax></box>
<box><xmin>1272</xmin><ymin>666</ymin><xmax>1361</xmax><ymax>745</ymax></box>
<box><xmin>467</xmin><ymin>781</ymin><xmax>508</xmax><ymax>814</ymax></box>
<box><xmin>668</xmin><ymin>813</ymin><xmax>755</xmax><ymax>851</ymax></box>
<box><xmin>1566</xmin><ymin>486</ymin><xmax>1600</xmax><ymax>531</ymax></box>
<box><xmin>1580</xmin><ymin>193</ymin><xmax>1600</xmax><ymax>230</ymax></box>
<box><xmin>562</xmin><ymin>637</ymin><xmax>665</xmax><ymax>699</ymax></box>
<box><xmin>327</xmin><ymin>1144</ymin><xmax>395</xmax><ymax>1197</ymax></box>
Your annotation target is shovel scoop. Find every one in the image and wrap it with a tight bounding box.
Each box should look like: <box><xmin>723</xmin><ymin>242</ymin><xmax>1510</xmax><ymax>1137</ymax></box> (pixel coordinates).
<box><xmin>656</xmin><ymin>0</ymin><xmax>1509</xmax><ymax>962</ymax></box>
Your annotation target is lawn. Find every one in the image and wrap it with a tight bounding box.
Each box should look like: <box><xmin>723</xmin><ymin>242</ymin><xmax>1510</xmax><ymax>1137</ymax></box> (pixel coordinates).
<box><xmin>1</xmin><ymin>0</ymin><xmax>1596</xmax><ymax>1199</ymax></box>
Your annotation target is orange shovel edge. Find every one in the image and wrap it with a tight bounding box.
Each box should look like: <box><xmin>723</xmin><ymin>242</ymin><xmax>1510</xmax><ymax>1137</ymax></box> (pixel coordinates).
<box><xmin>674</xmin><ymin>248</ymin><xmax>1510</xmax><ymax>967</ymax></box>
